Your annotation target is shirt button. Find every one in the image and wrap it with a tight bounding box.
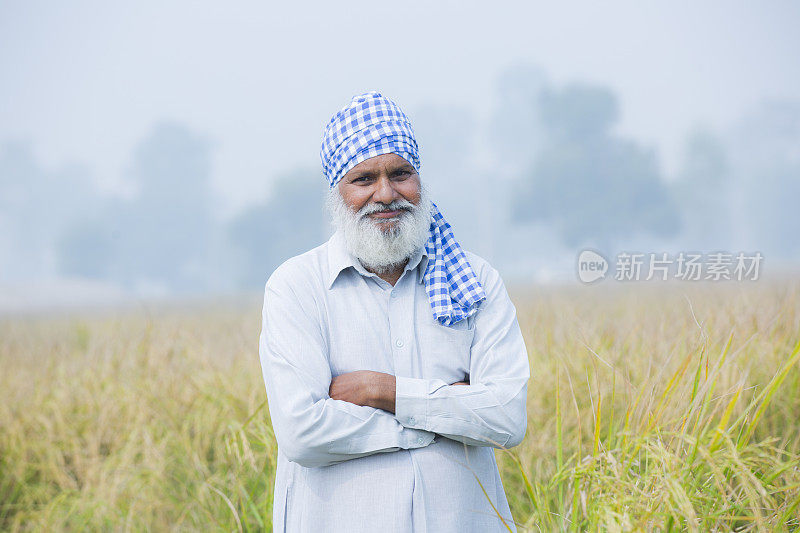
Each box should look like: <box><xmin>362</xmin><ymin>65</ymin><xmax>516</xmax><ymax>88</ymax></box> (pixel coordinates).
<box><xmin>390</xmin><ymin>291</ymin><xmax>398</xmax><ymax>299</ymax></box>
<box><xmin>395</xmin><ymin>339</ymin><xmax>404</xmax><ymax>347</ymax></box>
<box><xmin>417</xmin><ymin>437</ymin><xmax>425</xmax><ymax>445</ymax></box>
<box><xmin>408</xmin><ymin>416</ymin><xmax>415</xmax><ymax>425</ymax></box>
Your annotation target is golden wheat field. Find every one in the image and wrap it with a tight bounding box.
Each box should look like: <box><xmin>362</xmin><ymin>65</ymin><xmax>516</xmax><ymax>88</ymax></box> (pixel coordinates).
<box><xmin>2</xmin><ymin>280</ymin><xmax>800</xmax><ymax>532</ymax></box>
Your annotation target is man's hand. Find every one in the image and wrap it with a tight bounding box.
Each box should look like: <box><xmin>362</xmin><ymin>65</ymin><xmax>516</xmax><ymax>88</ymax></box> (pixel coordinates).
<box><xmin>329</xmin><ymin>372</ymin><xmax>471</xmax><ymax>413</ymax></box>
<box><xmin>329</xmin><ymin>370</ymin><xmax>396</xmax><ymax>413</ymax></box>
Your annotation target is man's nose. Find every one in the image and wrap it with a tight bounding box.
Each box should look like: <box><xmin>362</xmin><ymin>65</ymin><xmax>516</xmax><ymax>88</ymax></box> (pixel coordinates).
<box><xmin>372</xmin><ymin>176</ymin><xmax>398</xmax><ymax>205</ymax></box>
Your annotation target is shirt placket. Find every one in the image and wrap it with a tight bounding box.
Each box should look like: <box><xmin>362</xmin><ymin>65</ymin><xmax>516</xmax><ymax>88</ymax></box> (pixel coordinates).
<box><xmin>389</xmin><ymin>272</ymin><xmax>430</xmax><ymax>448</ymax></box>
<box><xmin>387</xmin><ymin>272</ymin><xmax>415</xmax><ymax>385</ymax></box>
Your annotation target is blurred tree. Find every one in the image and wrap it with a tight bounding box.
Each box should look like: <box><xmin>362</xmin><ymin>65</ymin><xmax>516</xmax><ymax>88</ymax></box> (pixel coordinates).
<box><xmin>56</xmin><ymin>216</ymin><xmax>115</xmax><ymax>279</ymax></box>
<box><xmin>488</xmin><ymin>63</ymin><xmax>548</xmax><ymax>176</ymax></box>
<box><xmin>728</xmin><ymin>99</ymin><xmax>800</xmax><ymax>258</ymax></box>
<box><xmin>512</xmin><ymin>83</ymin><xmax>680</xmax><ymax>250</ymax></box>
<box><xmin>671</xmin><ymin>127</ymin><xmax>732</xmax><ymax>249</ymax></box>
<box><xmin>0</xmin><ymin>141</ymin><xmax>99</xmax><ymax>281</ymax></box>
<box><xmin>227</xmin><ymin>168</ymin><xmax>326</xmax><ymax>288</ymax></box>
<box><xmin>113</xmin><ymin>121</ymin><xmax>215</xmax><ymax>293</ymax></box>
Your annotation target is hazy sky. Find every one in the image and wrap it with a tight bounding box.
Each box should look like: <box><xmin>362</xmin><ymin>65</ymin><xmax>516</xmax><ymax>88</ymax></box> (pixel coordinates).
<box><xmin>2</xmin><ymin>1</ymin><xmax>799</xmax><ymax>215</ymax></box>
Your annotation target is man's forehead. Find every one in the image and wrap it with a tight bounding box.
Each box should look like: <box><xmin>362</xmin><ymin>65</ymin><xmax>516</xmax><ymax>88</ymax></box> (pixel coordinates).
<box><xmin>348</xmin><ymin>153</ymin><xmax>414</xmax><ymax>173</ymax></box>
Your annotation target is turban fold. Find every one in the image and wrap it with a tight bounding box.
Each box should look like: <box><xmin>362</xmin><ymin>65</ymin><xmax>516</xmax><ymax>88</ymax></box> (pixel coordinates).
<box><xmin>320</xmin><ymin>91</ymin><xmax>485</xmax><ymax>326</ymax></box>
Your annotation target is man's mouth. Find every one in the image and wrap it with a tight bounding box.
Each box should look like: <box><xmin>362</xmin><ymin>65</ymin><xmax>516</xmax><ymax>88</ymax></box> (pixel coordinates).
<box><xmin>370</xmin><ymin>210</ymin><xmax>402</xmax><ymax>219</ymax></box>
<box><xmin>366</xmin><ymin>207</ymin><xmax>410</xmax><ymax>220</ymax></box>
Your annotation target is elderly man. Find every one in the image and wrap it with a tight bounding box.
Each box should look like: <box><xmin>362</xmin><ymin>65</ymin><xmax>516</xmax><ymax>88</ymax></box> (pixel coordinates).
<box><xmin>258</xmin><ymin>91</ymin><xmax>530</xmax><ymax>532</ymax></box>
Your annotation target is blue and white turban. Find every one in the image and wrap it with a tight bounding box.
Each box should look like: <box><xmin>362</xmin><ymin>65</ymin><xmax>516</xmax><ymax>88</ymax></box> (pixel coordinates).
<box><xmin>320</xmin><ymin>91</ymin><xmax>486</xmax><ymax>326</ymax></box>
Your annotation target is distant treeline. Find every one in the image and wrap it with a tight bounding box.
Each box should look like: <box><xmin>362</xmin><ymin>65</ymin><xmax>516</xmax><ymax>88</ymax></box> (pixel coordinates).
<box><xmin>1</xmin><ymin>64</ymin><xmax>798</xmax><ymax>293</ymax></box>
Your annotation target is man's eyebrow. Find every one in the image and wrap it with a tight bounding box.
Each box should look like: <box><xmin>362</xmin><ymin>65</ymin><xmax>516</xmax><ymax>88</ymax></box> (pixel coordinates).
<box><xmin>350</xmin><ymin>163</ymin><xmax>413</xmax><ymax>179</ymax></box>
<box><xmin>350</xmin><ymin>169</ymin><xmax>376</xmax><ymax>179</ymax></box>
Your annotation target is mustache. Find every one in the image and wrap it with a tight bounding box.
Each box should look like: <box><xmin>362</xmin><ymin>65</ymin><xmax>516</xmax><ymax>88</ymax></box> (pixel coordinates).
<box><xmin>358</xmin><ymin>199</ymin><xmax>416</xmax><ymax>217</ymax></box>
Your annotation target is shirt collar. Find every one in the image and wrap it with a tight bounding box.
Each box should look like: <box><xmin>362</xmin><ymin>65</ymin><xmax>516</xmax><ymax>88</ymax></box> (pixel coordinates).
<box><xmin>327</xmin><ymin>229</ymin><xmax>429</xmax><ymax>289</ymax></box>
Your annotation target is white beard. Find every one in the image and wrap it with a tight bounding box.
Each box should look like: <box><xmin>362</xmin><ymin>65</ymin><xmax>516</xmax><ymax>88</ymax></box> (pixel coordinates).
<box><xmin>325</xmin><ymin>183</ymin><xmax>432</xmax><ymax>275</ymax></box>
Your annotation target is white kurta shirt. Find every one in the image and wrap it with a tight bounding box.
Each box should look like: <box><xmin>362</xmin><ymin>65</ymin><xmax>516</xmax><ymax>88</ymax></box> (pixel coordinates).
<box><xmin>258</xmin><ymin>229</ymin><xmax>530</xmax><ymax>532</ymax></box>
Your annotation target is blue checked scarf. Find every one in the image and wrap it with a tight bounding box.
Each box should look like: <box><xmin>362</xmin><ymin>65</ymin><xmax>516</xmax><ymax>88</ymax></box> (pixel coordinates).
<box><xmin>320</xmin><ymin>91</ymin><xmax>486</xmax><ymax>326</ymax></box>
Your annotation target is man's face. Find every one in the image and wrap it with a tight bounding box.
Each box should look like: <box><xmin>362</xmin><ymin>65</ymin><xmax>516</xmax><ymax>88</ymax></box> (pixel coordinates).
<box><xmin>338</xmin><ymin>153</ymin><xmax>421</xmax><ymax>232</ymax></box>
<box><xmin>326</xmin><ymin>152</ymin><xmax>430</xmax><ymax>274</ymax></box>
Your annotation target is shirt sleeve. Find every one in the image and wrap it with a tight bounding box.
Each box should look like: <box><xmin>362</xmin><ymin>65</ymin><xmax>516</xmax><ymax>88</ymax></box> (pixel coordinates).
<box><xmin>259</xmin><ymin>265</ymin><xmax>435</xmax><ymax>468</ymax></box>
<box><xmin>393</xmin><ymin>264</ymin><xmax>530</xmax><ymax>448</ymax></box>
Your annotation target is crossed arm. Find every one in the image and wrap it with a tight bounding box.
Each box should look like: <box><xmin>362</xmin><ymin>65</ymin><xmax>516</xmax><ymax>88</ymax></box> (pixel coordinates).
<box><xmin>328</xmin><ymin>370</ymin><xmax>469</xmax><ymax>413</ymax></box>
<box><xmin>258</xmin><ymin>265</ymin><xmax>529</xmax><ymax>469</ymax></box>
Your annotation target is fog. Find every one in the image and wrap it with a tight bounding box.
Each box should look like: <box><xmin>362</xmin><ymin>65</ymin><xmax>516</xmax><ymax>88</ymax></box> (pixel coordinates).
<box><xmin>1</xmin><ymin>1</ymin><xmax>799</xmax><ymax>311</ymax></box>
